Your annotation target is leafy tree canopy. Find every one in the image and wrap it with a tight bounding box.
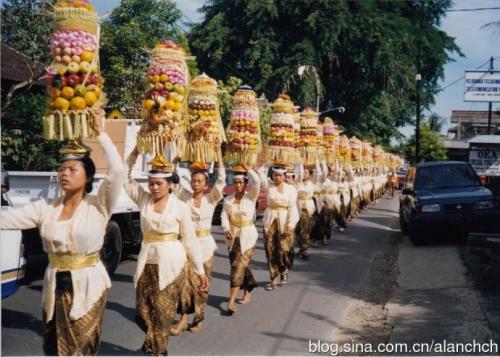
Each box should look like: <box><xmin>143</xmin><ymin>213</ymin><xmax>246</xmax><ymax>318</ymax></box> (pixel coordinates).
<box><xmin>404</xmin><ymin>123</ymin><xmax>447</xmax><ymax>164</ymax></box>
<box><xmin>189</xmin><ymin>0</ymin><xmax>462</xmax><ymax>146</ymax></box>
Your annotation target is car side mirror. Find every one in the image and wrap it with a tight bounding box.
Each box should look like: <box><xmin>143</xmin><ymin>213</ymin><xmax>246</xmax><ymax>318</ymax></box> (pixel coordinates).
<box><xmin>402</xmin><ymin>188</ymin><xmax>414</xmax><ymax>195</ymax></box>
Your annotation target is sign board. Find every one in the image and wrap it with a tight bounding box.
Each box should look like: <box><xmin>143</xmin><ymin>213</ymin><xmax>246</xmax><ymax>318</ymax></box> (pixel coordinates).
<box><xmin>464</xmin><ymin>71</ymin><xmax>500</xmax><ymax>102</ymax></box>
<box><xmin>469</xmin><ymin>149</ymin><xmax>500</xmax><ymax>176</ymax></box>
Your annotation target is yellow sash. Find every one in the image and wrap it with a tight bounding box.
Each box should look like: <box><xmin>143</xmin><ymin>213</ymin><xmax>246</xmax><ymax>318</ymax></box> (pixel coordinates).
<box><xmin>195</xmin><ymin>228</ymin><xmax>211</xmax><ymax>238</ymax></box>
<box><xmin>143</xmin><ymin>232</ymin><xmax>178</xmax><ymax>244</ymax></box>
<box><xmin>48</xmin><ymin>252</ymin><xmax>100</xmax><ymax>271</ymax></box>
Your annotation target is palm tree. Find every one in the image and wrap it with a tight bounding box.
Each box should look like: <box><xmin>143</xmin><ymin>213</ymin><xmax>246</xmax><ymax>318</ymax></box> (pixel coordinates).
<box><xmin>426</xmin><ymin>112</ymin><xmax>445</xmax><ymax>133</ymax></box>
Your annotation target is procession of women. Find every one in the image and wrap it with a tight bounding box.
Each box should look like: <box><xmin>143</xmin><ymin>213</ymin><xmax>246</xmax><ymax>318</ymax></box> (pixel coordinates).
<box><xmin>0</xmin><ymin>1</ymin><xmax>403</xmax><ymax>355</ymax></box>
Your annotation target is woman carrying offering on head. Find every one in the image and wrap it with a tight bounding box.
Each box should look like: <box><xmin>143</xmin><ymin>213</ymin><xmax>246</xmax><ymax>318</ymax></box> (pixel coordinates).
<box><xmin>171</xmin><ymin>150</ymin><xmax>226</xmax><ymax>334</ymax></box>
<box><xmin>123</xmin><ymin>148</ymin><xmax>208</xmax><ymax>356</ymax></box>
<box><xmin>221</xmin><ymin>164</ymin><xmax>260</xmax><ymax>313</ymax></box>
<box><xmin>0</xmin><ymin>109</ymin><xmax>124</xmax><ymax>356</ymax></box>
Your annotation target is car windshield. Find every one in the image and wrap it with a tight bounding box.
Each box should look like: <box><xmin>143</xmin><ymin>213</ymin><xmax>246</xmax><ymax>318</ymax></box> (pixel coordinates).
<box><xmin>414</xmin><ymin>164</ymin><xmax>480</xmax><ymax>190</ymax></box>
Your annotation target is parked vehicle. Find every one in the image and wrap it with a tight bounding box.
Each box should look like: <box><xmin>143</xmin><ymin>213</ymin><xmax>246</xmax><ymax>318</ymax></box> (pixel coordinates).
<box><xmin>1</xmin><ymin>174</ymin><xmax>26</xmax><ymax>298</ymax></box>
<box><xmin>399</xmin><ymin>161</ymin><xmax>499</xmax><ymax>245</ymax></box>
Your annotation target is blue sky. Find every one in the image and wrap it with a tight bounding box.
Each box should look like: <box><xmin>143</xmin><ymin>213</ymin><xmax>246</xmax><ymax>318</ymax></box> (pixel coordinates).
<box><xmin>92</xmin><ymin>1</ymin><xmax>500</xmax><ymax>137</ymax></box>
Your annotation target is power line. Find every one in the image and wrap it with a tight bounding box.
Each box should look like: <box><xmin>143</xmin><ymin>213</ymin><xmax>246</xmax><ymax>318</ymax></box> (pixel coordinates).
<box><xmin>446</xmin><ymin>7</ymin><xmax>500</xmax><ymax>12</ymax></box>
<box><xmin>438</xmin><ymin>58</ymin><xmax>492</xmax><ymax>92</ymax></box>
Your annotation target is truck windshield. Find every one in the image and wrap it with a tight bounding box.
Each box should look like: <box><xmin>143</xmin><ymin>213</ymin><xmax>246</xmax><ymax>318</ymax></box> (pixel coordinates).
<box><xmin>414</xmin><ymin>164</ymin><xmax>480</xmax><ymax>190</ymax></box>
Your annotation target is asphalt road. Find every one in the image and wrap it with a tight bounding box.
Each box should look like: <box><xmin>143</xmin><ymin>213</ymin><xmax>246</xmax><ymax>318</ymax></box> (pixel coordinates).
<box><xmin>1</xmin><ymin>196</ymin><xmax>400</xmax><ymax>356</ymax></box>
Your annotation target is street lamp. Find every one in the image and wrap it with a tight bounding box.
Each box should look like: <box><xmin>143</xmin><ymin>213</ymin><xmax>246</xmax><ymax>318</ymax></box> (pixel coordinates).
<box><xmin>320</xmin><ymin>106</ymin><xmax>346</xmax><ymax>115</ymax></box>
<box><xmin>415</xmin><ymin>73</ymin><xmax>422</xmax><ymax>163</ymax></box>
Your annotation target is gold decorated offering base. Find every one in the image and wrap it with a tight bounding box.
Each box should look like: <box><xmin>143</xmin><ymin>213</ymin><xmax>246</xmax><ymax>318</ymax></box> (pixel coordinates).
<box><xmin>42</xmin><ymin>109</ymin><xmax>102</xmax><ymax>141</ymax></box>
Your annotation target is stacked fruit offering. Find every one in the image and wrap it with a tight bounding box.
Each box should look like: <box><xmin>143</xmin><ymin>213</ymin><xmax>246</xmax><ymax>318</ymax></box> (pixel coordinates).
<box><xmin>299</xmin><ymin>107</ymin><xmax>320</xmax><ymax>165</ymax></box>
<box><xmin>349</xmin><ymin>136</ymin><xmax>362</xmax><ymax>168</ymax></box>
<box><xmin>339</xmin><ymin>134</ymin><xmax>351</xmax><ymax>169</ymax></box>
<box><xmin>226</xmin><ymin>85</ymin><xmax>261</xmax><ymax>166</ymax></box>
<box><xmin>184</xmin><ymin>73</ymin><xmax>225</xmax><ymax>164</ymax></box>
<box><xmin>137</xmin><ymin>40</ymin><xmax>188</xmax><ymax>157</ymax></box>
<box><xmin>266</xmin><ymin>94</ymin><xmax>297</xmax><ymax>163</ymax></box>
<box><xmin>361</xmin><ymin>140</ymin><xmax>372</xmax><ymax>169</ymax></box>
<box><xmin>292</xmin><ymin>106</ymin><xmax>301</xmax><ymax>161</ymax></box>
<box><xmin>42</xmin><ymin>0</ymin><xmax>105</xmax><ymax>141</ymax></box>
<box><xmin>373</xmin><ymin>145</ymin><xmax>383</xmax><ymax>167</ymax></box>
<box><xmin>322</xmin><ymin>117</ymin><xmax>336</xmax><ymax>164</ymax></box>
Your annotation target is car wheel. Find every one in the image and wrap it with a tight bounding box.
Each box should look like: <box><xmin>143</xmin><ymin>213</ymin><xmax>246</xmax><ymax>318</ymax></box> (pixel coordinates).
<box><xmin>101</xmin><ymin>221</ymin><xmax>122</xmax><ymax>275</ymax></box>
<box><xmin>399</xmin><ymin>210</ymin><xmax>408</xmax><ymax>234</ymax></box>
<box><xmin>408</xmin><ymin>224</ymin><xmax>427</xmax><ymax>246</ymax></box>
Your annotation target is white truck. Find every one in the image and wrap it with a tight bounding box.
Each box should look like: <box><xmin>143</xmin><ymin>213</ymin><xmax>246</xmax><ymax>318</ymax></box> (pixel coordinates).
<box><xmin>4</xmin><ymin>119</ymin><xmax>153</xmax><ymax>275</ymax></box>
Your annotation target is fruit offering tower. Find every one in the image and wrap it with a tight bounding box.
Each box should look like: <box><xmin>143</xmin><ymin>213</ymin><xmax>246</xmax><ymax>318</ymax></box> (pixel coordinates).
<box><xmin>339</xmin><ymin>134</ymin><xmax>351</xmax><ymax>170</ymax></box>
<box><xmin>266</xmin><ymin>94</ymin><xmax>298</xmax><ymax>164</ymax></box>
<box><xmin>292</xmin><ymin>106</ymin><xmax>302</xmax><ymax>163</ymax></box>
<box><xmin>137</xmin><ymin>40</ymin><xmax>188</xmax><ymax>159</ymax></box>
<box><xmin>226</xmin><ymin>85</ymin><xmax>261</xmax><ymax>166</ymax></box>
<box><xmin>183</xmin><ymin>73</ymin><xmax>225</xmax><ymax>164</ymax></box>
<box><xmin>349</xmin><ymin>136</ymin><xmax>362</xmax><ymax>169</ymax></box>
<box><xmin>361</xmin><ymin>140</ymin><xmax>372</xmax><ymax>170</ymax></box>
<box><xmin>322</xmin><ymin>117</ymin><xmax>336</xmax><ymax>165</ymax></box>
<box><xmin>42</xmin><ymin>0</ymin><xmax>105</xmax><ymax>142</ymax></box>
<box><xmin>299</xmin><ymin>107</ymin><xmax>320</xmax><ymax>166</ymax></box>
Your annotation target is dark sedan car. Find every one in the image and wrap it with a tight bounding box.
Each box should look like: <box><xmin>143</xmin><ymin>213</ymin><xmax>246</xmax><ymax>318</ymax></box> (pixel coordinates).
<box><xmin>399</xmin><ymin>161</ymin><xmax>499</xmax><ymax>245</ymax></box>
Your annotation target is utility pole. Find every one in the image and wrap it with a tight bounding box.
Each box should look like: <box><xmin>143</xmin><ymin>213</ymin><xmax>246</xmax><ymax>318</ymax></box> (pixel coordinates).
<box><xmin>416</xmin><ymin>74</ymin><xmax>422</xmax><ymax>163</ymax></box>
<box><xmin>487</xmin><ymin>56</ymin><xmax>494</xmax><ymax>135</ymax></box>
<box><xmin>415</xmin><ymin>0</ymin><xmax>424</xmax><ymax>163</ymax></box>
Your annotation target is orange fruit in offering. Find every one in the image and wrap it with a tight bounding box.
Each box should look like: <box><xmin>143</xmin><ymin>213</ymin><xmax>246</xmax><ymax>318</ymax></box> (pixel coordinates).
<box><xmin>54</xmin><ymin>97</ymin><xmax>70</xmax><ymax>111</ymax></box>
<box><xmin>80</xmin><ymin>51</ymin><xmax>94</xmax><ymax>62</ymax></box>
<box><xmin>84</xmin><ymin>91</ymin><xmax>98</xmax><ymax>106</ymax></box>
<box><xmin>143</xmin><ymin>99</ymin><xmax>155</xmax><ymax>110</ymax></box>
<box><xmin>61</xmin><ymin>86</ymin><xmax>75</xmax><ymax>99</ymax></box>
<box><xmin>70</xmin><ymin>96</ymin><xmax>87</xmax><ymax>110</ymax></box>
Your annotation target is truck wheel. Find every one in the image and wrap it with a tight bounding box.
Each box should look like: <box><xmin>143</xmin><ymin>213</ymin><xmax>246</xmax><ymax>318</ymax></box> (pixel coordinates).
<box><xmin>101</xmin><ymin>221</ymin><xmax>122</xmax><ymax>275</ymax></box>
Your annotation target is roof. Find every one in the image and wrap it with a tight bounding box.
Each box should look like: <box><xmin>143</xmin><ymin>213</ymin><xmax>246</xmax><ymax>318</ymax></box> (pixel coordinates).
<box><xmin>468</xmin><ymin>135</ymin><xmax>500</xmax><ymax>145</ymax></box>
<box><xmin>451</xmin><ymin>110</ymin><xmax>500</xmax><ymax>124</ymax></box>
<box><xmin>442</xmin><ymin>139</ymin><xmax>470</xmax><ymax>149</ymax></box>
<box><xmin>1</xmin><ymin>43</ymin><xmax>47</xmax><ymax>85</ymax></box>
<box><xmin>415</xmin><ymin>161</ymin><xmax>468</xmax><ymax>168</ymax></box>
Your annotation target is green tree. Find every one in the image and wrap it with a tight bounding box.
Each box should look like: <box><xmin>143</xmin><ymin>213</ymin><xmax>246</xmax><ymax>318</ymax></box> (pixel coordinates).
<box><xmin>1</xmin><ymin>0</ymin><xmax>62</xmax><ymax>171</ymax></box>
<box><xmin>188</xmin><ymin>0</ymin><xmax>462</xmax><ymax>146</ymax></box>
<box><xmin>404</xmin><ymin>123</ymin><xmax>447</xmax><ymax>164</ymax></box>
<box><xmin>1</xmin><ymin>0</ymin><xmax>55</xmax><ymax>64</ymax></box>
<box><xmin>100</xmin><ymin>0</ymin><xmax>198</xmax><ymax>115</ymax></box>
<box><xmin>426</xmin><ymin>112</ymin><xmax>445</xmax><ymax>133</ymax></box>
<box><xmin>217</xmin><ymin>76</ymin><xmax>243</xmax><ymax>129</ymax></box>
<box><xmin>1</xmin><ymin>92</ymin><xmax>62</xmax><ymax>171</ymax></box>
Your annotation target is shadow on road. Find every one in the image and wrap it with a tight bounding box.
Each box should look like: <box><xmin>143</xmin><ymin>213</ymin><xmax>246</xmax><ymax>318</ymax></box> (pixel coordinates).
<box><xmin>106</xmin><ymin>301</ymin><xmax>136</xmax><ymax>323</ymax></box>
<box><xmin>1</xmin><ymin>308</ymin><xmax>42</xmax><ymax>337</ymax></box>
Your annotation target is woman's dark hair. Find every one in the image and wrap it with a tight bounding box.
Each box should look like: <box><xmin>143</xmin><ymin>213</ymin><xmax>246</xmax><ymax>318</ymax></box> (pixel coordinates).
<box><xmin>192</xmin><ymin>171</ymin><xmax>208</xmax><ymax>184</ymax></box>
<box><xmin>306</xmin><ymin>168</ymin><xmax>314</xmax><ymax>175</ymax></box>
<box><xmin>80</xmin><ymin>156</ymin><xmax>96</xmax><ymax>194</ymax></box>
<box><xmin>148</xmin><ymin>170</ymin><xmax>180</xmax><ymax>185</ymax></box>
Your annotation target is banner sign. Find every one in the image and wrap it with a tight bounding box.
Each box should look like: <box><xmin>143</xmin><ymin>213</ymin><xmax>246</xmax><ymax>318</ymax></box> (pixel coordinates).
<box><xmin>469</xmin><ymin>149</ymin><xmax>500</xmax><ymax>176</ymax></box>
<box><xmin>464</xmin><ymin>71</ymin><xmax>500</xmax><ymax>102</ymax></box>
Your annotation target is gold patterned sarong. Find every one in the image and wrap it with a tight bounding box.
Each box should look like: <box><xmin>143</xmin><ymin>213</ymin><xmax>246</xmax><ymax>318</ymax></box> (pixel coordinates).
<box><xmin>136</xmin><ymin>263</ymin><xmax>185</xmax><ymax>355</ymax></box>
<box><xmin>321</xmin><ymin>206</ymin><xmax>335</xmax><ymax>241</ymax></box>
<box><xmin>350</xmin><ymin>196</ymin><xmax>359</xmax><ymax>217</ymax></box>
<box><xmin>264</xmin><ymin>219</ymin><xmax>294</xmax><ymax>281</ymax></box>
<box><xmin>229</xmin><ymin>237</ymin><xmax>257</xmax><ymax>291</ymax></box>
<box><xmin>178</xmin><ymin>258</ymin><xmax>214</xmax><ymax>325</ymax></box>
<box><xmin>42</xmin><ymin>288</ymin><xmax>107</xmax><ymax>356</ymax></box>
<box><xmin>297</xmin><ymin>210</ymin><xmax>314</xmax><ymax>250</ymax></box>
